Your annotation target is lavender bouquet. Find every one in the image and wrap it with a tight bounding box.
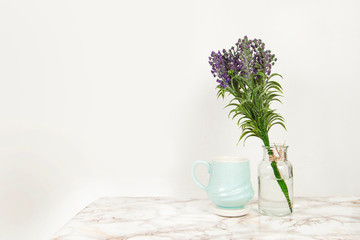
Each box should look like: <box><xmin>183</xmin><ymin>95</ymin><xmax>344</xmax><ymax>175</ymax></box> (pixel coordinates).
<box><xmin>208</xmin><ymin>36</ymin><xmax>292</xmax><ymax>213</ymax></box>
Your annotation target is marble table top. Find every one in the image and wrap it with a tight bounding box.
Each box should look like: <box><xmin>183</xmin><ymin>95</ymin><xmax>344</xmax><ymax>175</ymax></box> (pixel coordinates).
<box><xmin>51</xmin><ymin>196</ymin><xmax>360</xmax><ymax>240</ymax></box>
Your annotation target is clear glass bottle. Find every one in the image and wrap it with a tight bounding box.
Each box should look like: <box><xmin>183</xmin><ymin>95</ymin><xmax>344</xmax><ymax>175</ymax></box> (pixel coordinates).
<box><xmin>258</xmin><ymin>145</ymin><xmax>293</xmax><ymax>216</ymax></box>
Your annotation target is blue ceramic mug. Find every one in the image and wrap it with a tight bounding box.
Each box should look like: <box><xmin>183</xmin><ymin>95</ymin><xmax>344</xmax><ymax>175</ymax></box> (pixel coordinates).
<box><xmin>192</xmin><ymin>157</ymin><xmax>254</xmax><ymax>210</ymax></box>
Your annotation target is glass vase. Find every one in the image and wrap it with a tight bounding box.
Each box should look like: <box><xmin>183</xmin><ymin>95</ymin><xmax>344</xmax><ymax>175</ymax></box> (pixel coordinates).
<box><xmin>258</xmin><ymin>145</ymin><xmax>293</xmax><ymax>216</ymax></box>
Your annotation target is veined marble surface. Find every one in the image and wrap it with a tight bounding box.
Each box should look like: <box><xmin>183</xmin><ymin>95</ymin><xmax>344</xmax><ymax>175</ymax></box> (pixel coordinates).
<box><xmin>51</xmin><ymin>197</ymin><xmax>360</xmax><ymax>240</ymax></box>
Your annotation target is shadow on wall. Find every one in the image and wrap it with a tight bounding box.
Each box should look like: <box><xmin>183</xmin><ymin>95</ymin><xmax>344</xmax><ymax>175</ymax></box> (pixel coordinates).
<box><xmin>169</xmin><ymin>76</ymin><xmax>264</xmax><ymax>199</ymax></box>
<box><xmin>0</xmin><ymin>128</ymin><xmax>87</xmax><ymax>240</ymax></box>
<box><xmin>169</xmin><ymin>78</ymin><xmax>241</xmax><ymax>198</ymax></box>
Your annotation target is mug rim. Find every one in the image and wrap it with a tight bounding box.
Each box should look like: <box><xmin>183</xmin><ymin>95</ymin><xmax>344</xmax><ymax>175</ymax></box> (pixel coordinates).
<box><xmin>212</xmin><ymin>157</ymin><xmax>248</xmax><ymax>162</ymax></box>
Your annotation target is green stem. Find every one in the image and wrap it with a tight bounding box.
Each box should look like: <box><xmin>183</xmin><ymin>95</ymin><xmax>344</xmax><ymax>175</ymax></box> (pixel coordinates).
<box><xmin>263</xmin><ymin>139</ymin><xmax>293</xmax><ymax>213</ymax></box>
<box><xmin>270</xmin><ymin>161</ymin><xmax>293</xmax><ymax>213</ymax></box>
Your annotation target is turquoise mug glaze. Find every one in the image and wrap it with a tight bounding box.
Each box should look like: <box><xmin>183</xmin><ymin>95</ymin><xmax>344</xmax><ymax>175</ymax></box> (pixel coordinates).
<box><xmin>191</xmin><ymin>157</ymin><xmax>254</xmax><ymax>209</ymax></box>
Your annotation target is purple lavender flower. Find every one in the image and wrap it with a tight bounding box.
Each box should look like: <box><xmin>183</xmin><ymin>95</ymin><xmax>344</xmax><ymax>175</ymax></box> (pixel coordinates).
<box><xmin>208</xmin><ymin>37</ymin><xmax>277</xmax><ymax>89</ymax></box>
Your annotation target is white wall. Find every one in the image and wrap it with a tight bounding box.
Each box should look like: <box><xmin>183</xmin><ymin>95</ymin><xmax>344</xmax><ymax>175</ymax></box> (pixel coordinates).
<box><xmin>0</xmin><ymin>0</ymin><xmax>359</xmax><ymax>239</ymax></box>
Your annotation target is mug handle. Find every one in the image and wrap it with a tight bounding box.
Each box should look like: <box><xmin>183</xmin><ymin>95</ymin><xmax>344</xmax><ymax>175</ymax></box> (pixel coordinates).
<box><xmin>191</xmin><ymin>161</ymin><xmax>211</xmax><ymax>191</ymax></box>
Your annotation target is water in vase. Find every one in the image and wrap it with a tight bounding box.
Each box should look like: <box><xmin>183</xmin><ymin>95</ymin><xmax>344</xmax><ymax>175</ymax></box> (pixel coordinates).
<box><xmin>258</xmin><ymin>176</ymin><xmax>293</xmax><ymax>216</ymax></box>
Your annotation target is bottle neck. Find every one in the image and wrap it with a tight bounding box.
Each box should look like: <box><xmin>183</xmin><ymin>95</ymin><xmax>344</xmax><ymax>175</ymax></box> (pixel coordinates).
<box><xmin>263</xmin><ymin>145</ymin><xmax>288</xmax><ymax>162</ymax></box>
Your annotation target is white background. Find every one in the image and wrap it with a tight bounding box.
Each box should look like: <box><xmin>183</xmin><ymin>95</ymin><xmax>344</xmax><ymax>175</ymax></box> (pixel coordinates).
<box><xmin>0</xmin><ymin>0</ymin><xmax>360</xmax><ymax>239</ymax></box>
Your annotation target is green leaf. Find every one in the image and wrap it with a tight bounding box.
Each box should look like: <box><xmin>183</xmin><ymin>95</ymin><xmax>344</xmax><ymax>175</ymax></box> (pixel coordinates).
<box><xmin>268</xmin><ymin>73</ymin><xmax>283</xmax><ymax>80</ymax></box>
<box><xmin>269</xmin><ymin>121</ymin><xmax>287</xmax><ymax>131</ymax></box>
<box><xmin>224</xmin><ymin>103</ymin><xmax>239</xmax><ymax>109</ymax></box>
